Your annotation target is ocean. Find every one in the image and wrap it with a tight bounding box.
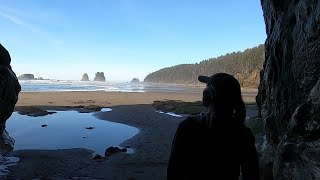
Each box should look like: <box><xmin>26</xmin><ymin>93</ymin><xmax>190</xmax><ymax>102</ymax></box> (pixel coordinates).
<box><xmin>18</xmin><ymin>80</ymin><xmax>202</xmax><ymax>93</ymax></box>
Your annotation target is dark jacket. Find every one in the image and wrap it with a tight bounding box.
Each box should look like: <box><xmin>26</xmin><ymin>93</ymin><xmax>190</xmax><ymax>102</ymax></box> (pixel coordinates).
<box><xmin>167</xmin><ymin>113</ymin><xmax>260</xmax><ymax>180</ymax></box>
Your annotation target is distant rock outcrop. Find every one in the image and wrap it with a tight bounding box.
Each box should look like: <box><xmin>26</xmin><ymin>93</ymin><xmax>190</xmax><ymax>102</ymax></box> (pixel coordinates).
<box><xmin>257</xmin><ymin>0</ymin><xmax>320</xmax><ymax>179</ymax></box>
<box><xmin>81</xmin><ymin>73</ymin><xmax>89</xmax><ymax>81</ymax></box>
<box><xmin>18</xmin><ymin>74</ymin><xmax>34</xmax><ymax>80</ymax></box>
<box><xmin>130</xmin><ymin>78</ymin><xmax>140</xmax><ymax>83</ymax></box>
<box><xmin>93</xmin><ymin>72</ymin><xmax>106</xmax><ymax>82</ymax></box>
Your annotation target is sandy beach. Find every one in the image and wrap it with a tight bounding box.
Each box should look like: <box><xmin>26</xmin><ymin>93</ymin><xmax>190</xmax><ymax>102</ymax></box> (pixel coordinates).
<box><xmin>5</xmin><ymin>90</ymin><xmax>258</xmax><ymax>179</ymax></box>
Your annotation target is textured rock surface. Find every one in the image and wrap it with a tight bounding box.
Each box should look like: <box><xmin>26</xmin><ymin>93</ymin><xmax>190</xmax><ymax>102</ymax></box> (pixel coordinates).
<box><xmin>81</xmin><ymin>73</ymin><xmax>89</xmax><ymax>81</ymax></box>
<box><xmin>0</xmin><ymin>67</ymin><xmax>20</xmax><ymax>154</ymax></box>
<box><xmin>18</xmin><ymin>74</ymin><xmax>34</xmax><ymax>80</ymax></box>
<box><xmin>93</xmin><ymin>72</ymin><xmax>106</xmax><ymax>82</ymax></box>
<box><xmin>130</xmin><ymin>78</ymin><xmax>140</xmax><ymax>83</ymax></box>
<box><xmin>257</xmin><ymin>0</ymin><xmax>320</xmax><ymax>178</ymax></box>
<box><xmin>0</xmin><ymin>45</ymin><xmax>21</xmax><ymax>173</ymax></box>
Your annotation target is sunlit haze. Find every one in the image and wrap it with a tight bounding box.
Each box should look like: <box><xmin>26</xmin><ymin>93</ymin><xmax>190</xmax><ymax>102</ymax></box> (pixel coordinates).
<box><xmin>1</xmin><ymin>0</ymin><xmax>266</xmax><ymax>82</ymax></box>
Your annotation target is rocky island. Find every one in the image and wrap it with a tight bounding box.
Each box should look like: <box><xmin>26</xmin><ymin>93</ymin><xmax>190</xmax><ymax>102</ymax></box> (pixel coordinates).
<box><xmin>81</xmin><ymin>73</ymin><xmax>89</xmax><ymax>81</ymax></box>
<box><xmin>93</xmin><ymin>72</ymin><xmax>106</xmax><ymax>82</ymax></box>
<box><xmin>18</xmin><ymin>74</ymin><xmax>35</xmax><ymax>80</ymax></box>
<box><xmin>130</xmin><ymin>78</ymin><xmax>140</xmax><ymax>83</ymax></box>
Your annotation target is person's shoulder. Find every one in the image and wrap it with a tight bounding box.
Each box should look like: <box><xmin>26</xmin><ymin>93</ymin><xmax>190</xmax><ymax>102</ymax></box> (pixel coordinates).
<box><xmin>179</xmin><ymin>113</ymin><xmax>209</xmax><ymax>127</ymax></box>
<box><xmin>239</xmin><ymin>125</ymin><xmax>256</xmax><ymax>143</ymax></box>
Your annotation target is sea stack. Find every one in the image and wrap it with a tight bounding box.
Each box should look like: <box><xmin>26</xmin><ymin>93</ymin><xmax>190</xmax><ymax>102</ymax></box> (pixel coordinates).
<box><xmin>18</xmin><ymin>74</ymin><xmax>35</xmax><ymax>80</ymax></box>
<box><xmin>81</xmin><ymin>73</ymin><xmax>89</xmax><ymax>81</ymax></box>
<box><xmin>94</xmin><ymin>72</ymin><xmax>106</xmax><ymax>82</ymax></box>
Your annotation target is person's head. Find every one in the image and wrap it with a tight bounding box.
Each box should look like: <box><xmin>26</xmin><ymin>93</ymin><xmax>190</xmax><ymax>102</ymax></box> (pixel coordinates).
<box><xmin>198</xmin><ymin>73</ymin><xmax>245</xmax><ymax>122</ymax></box>
<box><xmin>0</xmin><ymin>44</ymin><xmax>12</xmax><ymax>69</ymax></box>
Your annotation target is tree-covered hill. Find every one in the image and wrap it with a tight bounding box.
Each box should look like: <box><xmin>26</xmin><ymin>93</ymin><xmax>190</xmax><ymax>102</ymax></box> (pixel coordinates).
<box><xmin>144</xmin><ymin>44</ymin><xmax>265</xmax><ymax>88</ymax></box>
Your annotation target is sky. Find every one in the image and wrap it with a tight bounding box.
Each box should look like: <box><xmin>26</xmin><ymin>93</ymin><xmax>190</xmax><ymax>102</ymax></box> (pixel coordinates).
<box><xmin>0</xmin><ymin>0</ymin><xmax>266</xmax><ymax>82</ymax></box>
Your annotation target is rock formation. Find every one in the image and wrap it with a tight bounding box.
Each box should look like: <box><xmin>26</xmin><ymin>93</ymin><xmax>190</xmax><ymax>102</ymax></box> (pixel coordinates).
<box><xmin>93</xmin><ymin>72</ymin><xmax>106</xmax><ymax>82</ymax></box>
<box><xmin>0</xmin><ymin>45</ymin><xmax>21</xmax><ymax>154</ymax></box>
<box><xmin>18</xmin><ymin>74</ymin><xmax>34</xmax><ymax>80</ymax></box>
<box><xmin>257</xmin><ymin>0</ymin><xmax>320</xmax><ymax>179</ymax></box>
<box><xmin>130</xmin><ymin>78</ymin><xmax>140</xmax><ymax>83</ymax></box>
<box><xmin>81</xmin><ymin>73</ymin><xmax>89</xmax><ymax>81</ymax></box>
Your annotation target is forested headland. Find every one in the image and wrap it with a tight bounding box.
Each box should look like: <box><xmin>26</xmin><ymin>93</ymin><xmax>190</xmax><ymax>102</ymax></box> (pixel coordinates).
<box><xmin>144</xmin><ymin>44</ymin><xmax>265</xmax><ymax>88</ymax></box>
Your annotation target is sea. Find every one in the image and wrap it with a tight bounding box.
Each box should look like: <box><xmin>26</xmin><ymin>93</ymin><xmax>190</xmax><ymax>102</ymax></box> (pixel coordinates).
<box><xmin>18</xmin><ymin>79</ymin><xmax>203</xmax><ymax>93</ymax></box>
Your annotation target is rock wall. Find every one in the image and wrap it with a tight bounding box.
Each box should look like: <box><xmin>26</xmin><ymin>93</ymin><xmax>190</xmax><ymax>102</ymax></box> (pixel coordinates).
<box><xmin>258</xmin><ymin>0</ymin><xmax>320</xmax><ymax>179</ymax></box>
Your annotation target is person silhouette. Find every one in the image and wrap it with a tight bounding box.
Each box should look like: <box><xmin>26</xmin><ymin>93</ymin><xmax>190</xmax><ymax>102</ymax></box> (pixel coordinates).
<box><xmin>167</xmin><ymin>73</ymin><xmax>260</xmax><ymax>180</ymax></box>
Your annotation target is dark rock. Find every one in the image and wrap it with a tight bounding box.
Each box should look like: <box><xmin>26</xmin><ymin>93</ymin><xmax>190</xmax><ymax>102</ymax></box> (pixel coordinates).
<box><xmin>258</xmin><ymin>0</ymin><xmax>320</xmax><ymax>179</ymax></box>
<box><xmin>41</xmin><ymin>125</ymin><xmax>48</xmax><ymax>127</ymax></box>
<box><xmin>85</xmin><ymin>127</ymin><xmax>94</xmax><ymax>130</ymax></box>
<box><xmin>105</xmin><ymin>146</ymin><xmax>127</xmax><ymax>157</ymax></box>
<box><xmin>93</xmin><ymin>72</ymin><xmax>106</xmax><ymax>82</ymax></box>
<box><xmin>78</xmin><ymin>105</ymin><xmax>102</xmax><ymax>113</ymax></box>
<box><xmin>15</xmin><ymin>106</ymin><xmax>56</xmax><ymax>117</ymax></box>
<box><xmin>93</xmin><ymin>154</ymin><xmax>104</xmax><ymax>160</ymax></box>
<box><xmin>0</xmin><ymin>44</ymin><xmax>21</xmax><ymax>154</ymax></box>
<box><xmin>18</xmin><ymin>74</ymin><xmax>35</xmax><ymax>80</ymax></box>
<box><xmin>81</xmin><ymin>73</ymin><xmax>89</xmax><ymax>81</ymax></box>
<box><xmin>130</xmin><ymin>78</ymin><xmax>140</xmax><ymax>83</ymax></box>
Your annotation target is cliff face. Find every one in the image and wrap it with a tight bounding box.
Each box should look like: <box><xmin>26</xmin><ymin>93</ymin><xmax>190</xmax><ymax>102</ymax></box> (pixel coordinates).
<box><xmin>258</xmin><ymin>0</ymin><xmax>320</xmax><ymax>179</ymax></box>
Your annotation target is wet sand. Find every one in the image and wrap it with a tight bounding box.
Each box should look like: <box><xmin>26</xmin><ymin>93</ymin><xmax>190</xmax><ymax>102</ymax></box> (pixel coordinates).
<box><xmin>6</xmin><ymin>90</ymin><xmax>258</xmax><ymax>179</ymax></box>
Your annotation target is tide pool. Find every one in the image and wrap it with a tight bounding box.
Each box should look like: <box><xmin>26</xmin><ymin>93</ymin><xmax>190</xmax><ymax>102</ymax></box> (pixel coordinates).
<box><xmin>6</xmin><ymin>110</ymin><xmax>139</xmax><ymax>155</ymax></box>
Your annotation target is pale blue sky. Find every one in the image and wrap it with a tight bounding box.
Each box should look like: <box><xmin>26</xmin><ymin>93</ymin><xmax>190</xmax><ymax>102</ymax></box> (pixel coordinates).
<box><xmin>0</xmin><ymin>0</ymin><xmax>266</xmax><ymax>82</ymax></box>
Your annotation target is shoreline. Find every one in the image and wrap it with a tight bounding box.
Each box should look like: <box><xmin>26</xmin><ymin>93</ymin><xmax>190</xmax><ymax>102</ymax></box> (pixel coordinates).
<box><xmin>6</xmin><ymin>91</ymin><xmax>258</xmax><ymax>179</ymax></box>
<box><xmin>16</xmin><ymin>90</ymin><xmax>257</xmax><ymax>107</ymax></box>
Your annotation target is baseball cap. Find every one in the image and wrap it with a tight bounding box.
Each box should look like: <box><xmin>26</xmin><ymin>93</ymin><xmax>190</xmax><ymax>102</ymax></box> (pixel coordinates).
<box><xmin>198</xmin><ymin>73</ymin><xmax>241</xmax><ymax>96</ymax></box>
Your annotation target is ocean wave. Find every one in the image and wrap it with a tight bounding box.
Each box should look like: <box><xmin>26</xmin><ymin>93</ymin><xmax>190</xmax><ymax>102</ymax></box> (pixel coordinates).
<box><xmin>19</xmin><ymin>81</ymin><xmax>200</xmax><ymax>93</ymax></box>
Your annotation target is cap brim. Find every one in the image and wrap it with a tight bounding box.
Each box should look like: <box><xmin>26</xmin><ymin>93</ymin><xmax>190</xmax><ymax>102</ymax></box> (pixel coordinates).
<box><xmin>198</xmin><ymin>75</ymin><xmax>210</xmax><ymax>83</ymax></box>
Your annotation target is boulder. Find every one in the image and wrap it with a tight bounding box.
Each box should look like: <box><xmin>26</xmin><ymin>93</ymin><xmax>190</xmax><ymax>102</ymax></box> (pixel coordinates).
<box><xmin>0</xmin><ymin>45</ymin><xmax>21</xmax><ymax>155</ymax></box>
<box><xmin>15</xmin><ymin>106</ymin><xmax>56</xmax><ymax>117</ymax></box>
<box><xmin>105</xmin><ymin>146</ymin><xmax>127</xmax><ymax>157</ymax></box>
<box><xmin>81</xmin><ymin>73</ymin><xmax>89</xmax><ymax>81</ymax></box>
<box><xmin>257</xmin><ymin>0</ymin><xmax>320</xmax><ymax>178</ymax></box>
<box><xmin>93</xmin><ymin>72</ymin><xmax>106</xmax><ymax>82</ymax></box>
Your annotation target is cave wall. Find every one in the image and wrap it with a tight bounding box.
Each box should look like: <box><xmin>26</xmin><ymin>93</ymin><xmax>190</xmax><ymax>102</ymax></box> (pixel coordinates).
<box><xmin>258</xmin><ymin>0</ymin><xmax>320</xmax><ymax>178</ymax></box>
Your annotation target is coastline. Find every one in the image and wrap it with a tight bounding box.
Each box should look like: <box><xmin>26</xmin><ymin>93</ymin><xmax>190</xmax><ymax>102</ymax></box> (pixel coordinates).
<box><xmin>16</xmin><ymin>90</ymin><xmax>257</xmax><ymax>107</ymax></box>
<box><xmin>6</xmin><ymin>91</ymin><xmax>258</xmax><ymax>179</ymax></box>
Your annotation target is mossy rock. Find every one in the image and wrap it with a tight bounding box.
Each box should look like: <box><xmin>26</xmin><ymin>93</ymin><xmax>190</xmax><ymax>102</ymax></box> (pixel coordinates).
<box><xmin>153</xmin><ymin>100</ymin><xmax>205</xmax><ymax>115</ymax></box>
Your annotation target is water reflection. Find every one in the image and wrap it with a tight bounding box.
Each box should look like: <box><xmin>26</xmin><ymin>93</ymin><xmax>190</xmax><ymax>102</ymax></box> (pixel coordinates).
<box><xmin>6</xmin><ymin>110</ymin><xmax>138</xmax><ymax>155</ymax></box>
<box><xmin>101</xmin><ymin>108</ymin><xmax>112</xmax><ymax>112</ymax></box>
<box><xmin>156</xmin><ymin>110</ymin><xmax>184</xmax><ymax>117</ymax></box>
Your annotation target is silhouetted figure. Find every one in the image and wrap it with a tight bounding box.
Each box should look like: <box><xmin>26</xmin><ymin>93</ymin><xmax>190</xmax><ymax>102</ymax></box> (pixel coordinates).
<box><xmin>167</xmin><ymin>73</ymin><xmax>260</xmax><ymax>180</ymax></box>
<box><xmin>0</xmin><ymin>44</ymin><xmax>21</xmax><ymax>136</ymax></box>
<box><xmin>0</xmin><ymin>44</ymin><xmax>12</xmax><ymax>70</ymax></box>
